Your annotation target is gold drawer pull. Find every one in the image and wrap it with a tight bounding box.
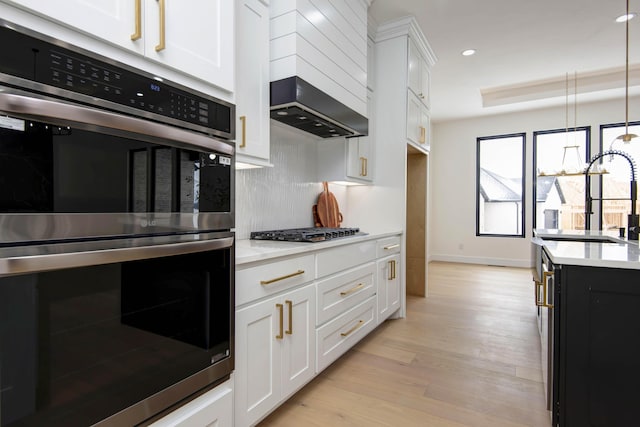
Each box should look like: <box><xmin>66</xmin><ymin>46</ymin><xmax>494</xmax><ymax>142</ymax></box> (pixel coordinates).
<box><xmin>260</xmin><ymin>270</ymin><xmax>305</xmax><ymax>285</ymax></box>
<box><xmin>285</xmin><ymin>300</ymin><xmax>293</xmax><ymax>335</ymax></box>
<box><xmin>419</xmin><ymin>126</ymin><xmax>426</xmax><ymax>144</ymax></box>
<box><xmin>275</xmin><ymin>303</ymin><xmax>284</xmax><ymax>340</ymax></box>
<box><xmin>384</xmin><ymin>243</ymin><xmax>399</xmax><ymax>250</ymax></box>
<box><xmin>340</xmin><ymin>283</ymin><xmax>364</xmax><ymax>297</ymax></box>
<box><xmin>131</xmin><ymin>0</ymin><xmax>142</xmax><ymax>41</ymax></box>
<box><xmin>341</xmin><ymin>320</ymin><xmax>364</xmax><ymax>337</ymax></box>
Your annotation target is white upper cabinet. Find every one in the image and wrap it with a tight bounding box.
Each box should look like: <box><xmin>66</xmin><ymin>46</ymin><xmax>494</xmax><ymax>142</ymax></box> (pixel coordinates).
<box><xmin>408</xmin><ymin>37</ymin><xmax>430</xmax><ymax>107</ymax></box>
<box><xmin>236</xmin><ymin>0</ymin><xmax>271</xmax><ymax>167</ymax></box>
<box><xmin>2</xmin><ymin>0</ymin><xmax>234</xmax><ymax>92</ymax></box>
<box><xmin>317</xmin><ymin>90</ymin><xmax>374</xmax><ymax>184</ymax></box>
<box><xmin>143</xmin><ymin>0</ymin><xmax>234</xmax><ymax>91</ymax></box>
<box><xmin>3</xmin><ymin>0</ymin><xmax>144</xmax><ymax>53</ymax></box>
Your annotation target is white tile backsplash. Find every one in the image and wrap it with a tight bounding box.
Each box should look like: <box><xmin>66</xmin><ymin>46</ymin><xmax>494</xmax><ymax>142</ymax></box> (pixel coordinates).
<box><xmin>235</xmin><ymin>123</ymin><xmax>348</xmax><ymax>240</ymax></box>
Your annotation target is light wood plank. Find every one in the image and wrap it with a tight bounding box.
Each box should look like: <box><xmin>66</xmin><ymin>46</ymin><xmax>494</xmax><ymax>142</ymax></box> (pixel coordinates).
<box><xmin>259</xmin><ymin>261</ymin><xmax>549</xmax><ymax>427</ymax></box>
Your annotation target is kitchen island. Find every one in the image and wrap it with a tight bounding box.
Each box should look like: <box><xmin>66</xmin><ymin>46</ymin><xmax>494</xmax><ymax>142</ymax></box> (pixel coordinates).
<box><xmin>533</xmin><ymin>229</ymin><xmax>640</xmax><ymax>427</ymax></box>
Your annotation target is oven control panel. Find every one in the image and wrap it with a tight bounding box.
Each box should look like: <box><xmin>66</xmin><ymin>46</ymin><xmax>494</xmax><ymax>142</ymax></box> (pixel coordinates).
<box><xmin>0</xmin><ymin>21</ymin><xmax>233</xmax><ymax>139</ymax></box>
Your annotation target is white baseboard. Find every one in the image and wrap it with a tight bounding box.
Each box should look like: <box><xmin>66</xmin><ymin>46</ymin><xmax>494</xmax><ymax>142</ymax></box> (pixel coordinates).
<box><xmin>429</xmin><ymin>254</ymin><xmax>533</xmax><ymax>268</ymax></box>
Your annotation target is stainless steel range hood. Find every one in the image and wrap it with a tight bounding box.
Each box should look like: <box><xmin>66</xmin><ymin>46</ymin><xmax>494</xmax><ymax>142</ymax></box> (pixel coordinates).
<box><xmin>270</xmin><ymin>76</ymin><xmax>368</xmax><ymax>138</ymax></box>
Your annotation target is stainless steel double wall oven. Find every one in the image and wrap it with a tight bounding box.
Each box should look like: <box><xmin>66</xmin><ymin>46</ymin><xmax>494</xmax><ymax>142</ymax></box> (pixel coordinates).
<box><xmin>0</xmin><ymin>20</ymin><xmax>235</xmax><ymax>426</ymax></box>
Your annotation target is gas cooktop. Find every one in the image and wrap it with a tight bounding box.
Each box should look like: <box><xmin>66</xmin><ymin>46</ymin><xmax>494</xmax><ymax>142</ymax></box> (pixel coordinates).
<box><xmin>250</xmin><ymin>227</ymin><xmax>362</xmax><ymax>243</ymax></box>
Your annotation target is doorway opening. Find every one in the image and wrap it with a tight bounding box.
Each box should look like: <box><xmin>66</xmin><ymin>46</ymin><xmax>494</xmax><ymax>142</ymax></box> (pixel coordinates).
<box><xmin>407</xmin><ymin>145</ymin><xmax>428</xmax><ymax>297</ymax></box>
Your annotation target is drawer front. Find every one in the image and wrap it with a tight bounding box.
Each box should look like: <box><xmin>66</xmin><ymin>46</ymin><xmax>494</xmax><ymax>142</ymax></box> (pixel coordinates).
<box><xmin>150</xmin><ymin>380</ymin><xmax>233</xmax><ymax>426</ymax></box>
<box><xmin>316</xmin><ymin>263</ymin><xmax>376</xmax><ymax>326</ymax></box>
<box><xmin>236</xmin><ymin>254</ymin><xmax>315</xmax><ymax>306</ymax></box>
<box><xmin>376</xmin><ymin>235</ymin><xmax>401</xmax><ymax>258</ymax></box>
<box><xmin>316</xmin><ymin>295</ymin><xmax>377</xmax><ymax>372</ymax></box>
<box><xmin>316</xmin><ymin>241</ymin><xmax>376</xmax><ymax>278</ymax></box>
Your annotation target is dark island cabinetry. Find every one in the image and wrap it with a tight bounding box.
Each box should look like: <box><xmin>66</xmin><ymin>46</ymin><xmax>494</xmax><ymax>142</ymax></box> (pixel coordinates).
<box><xmin>555</xmin><ymin>263</ymin><xmax>640</xmax><ymax>426</ymax></box>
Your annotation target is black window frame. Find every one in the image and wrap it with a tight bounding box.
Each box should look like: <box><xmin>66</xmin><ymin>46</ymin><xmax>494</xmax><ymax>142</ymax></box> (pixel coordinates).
<box><xmin>597</xmin><ymin>120</ymin><xmax>640</xmax><ymax>231</ymax></box>
<box><xmin>476</xmin><ymin>132</ymin><xmax>526</xmax><ymax>238</ymax></box>
<box><xmin>532</xmin><ymin>126</ymin><xmax>591</xmax><ymax>230</ymax></box>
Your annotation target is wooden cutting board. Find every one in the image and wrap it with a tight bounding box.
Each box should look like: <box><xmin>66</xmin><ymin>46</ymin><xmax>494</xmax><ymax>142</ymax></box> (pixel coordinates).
<box><xmin>316</xmin><ymin>182</ymin><xmax>342</xmax><ymax>228</ymax></box>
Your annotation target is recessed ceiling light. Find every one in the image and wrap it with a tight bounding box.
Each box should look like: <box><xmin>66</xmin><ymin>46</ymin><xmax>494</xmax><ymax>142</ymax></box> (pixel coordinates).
<box><xmin>462</xmin><ymin>49</ymin><xmax>476</xmax><ymax>56</ymax></box>
<box><xmin>616</xmin><ymin>12</ymin><xmax>637</xmax><ymax>22</ymax></box>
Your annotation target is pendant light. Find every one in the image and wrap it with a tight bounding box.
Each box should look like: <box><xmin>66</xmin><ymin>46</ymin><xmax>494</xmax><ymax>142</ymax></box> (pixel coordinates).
<box><xmin>617</xmin><ymin>0</ymin><xmax>638</xmax><ymax>143</ymax></box>
<box><xmin>538</xmin><ymin>72</ymin><xmax>599</xmax><ymax>176</ymax></box>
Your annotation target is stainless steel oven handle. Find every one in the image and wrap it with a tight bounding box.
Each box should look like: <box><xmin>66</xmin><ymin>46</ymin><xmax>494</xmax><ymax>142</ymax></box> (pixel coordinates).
<box><xmin>0</xmin><ymin>237</ymin><xmax>234</xmax><ymax>276</ymax></box>
<box><xmin>0</xmin><ymin>92</ymin><xmax>234</xmax><ymax>156</ymax></box>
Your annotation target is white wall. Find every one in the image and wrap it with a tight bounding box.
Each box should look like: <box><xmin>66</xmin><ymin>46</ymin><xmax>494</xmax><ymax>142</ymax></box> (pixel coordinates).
<box><xmin>430</xmin><ymin>95</ymin><xmax>640</xmax><ymax>267</ymax></box>
<box><xmin>235</xmin><ymin>123</ymin><xmax>347</xmax><ymax>240</ymax></box>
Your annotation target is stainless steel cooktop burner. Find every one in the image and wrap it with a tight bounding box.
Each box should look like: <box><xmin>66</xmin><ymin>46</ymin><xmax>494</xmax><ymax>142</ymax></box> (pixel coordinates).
<box><xmin>250</xmin><ymin>227</ymin><xmax>362</xmax><ymax>243</ymax></box>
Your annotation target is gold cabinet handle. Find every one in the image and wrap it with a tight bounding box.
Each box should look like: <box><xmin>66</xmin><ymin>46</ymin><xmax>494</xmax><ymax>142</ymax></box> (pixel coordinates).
<box><xmin>340</xmin><ymin>283</ymin><xmax>364</xmax><ymax>297</ymax></box>
<box><xmin>419</xmin><ymin>126</ymin><xmax>426</xmax><ymax>144</ymax></box>
<box><xmin>360</xmin><ymin>157</ymin><xmax>366</xmax><ymax>176</ymax></box>
<box><xmin>239</xmin><ymin>115</ymin><xmax>247</xmax><ymax>148</ymax></box>
<box><xmin>340</xmin><ymin>320</ymin><xmax>364</xmax><ymax>337</ymax></box>
<box><xmin>131</xmin><ymin>0</ymin><xmax>142</xmax><ymax>41</ymax></box>
<box><xmin>533</xmin><ymin>271</ymin><xmax>554</xmax><ymax>309</ymax></box>
<box><xmin>260</xmin><ymin>270</ymin><xmax>305</xmax><ymax>285</ymax></box>
<box><xmin>155</xmin><ymin>0</ymin><xmax>166</xmax><ymax>52</ymax></box>
<box><xmin>275</xmin><ymin>303</ymin><xmax>284</xmax><ymax>339</ymax></box>
<box><xmin>384</xmin><ymin>244</ymin><xmax>400</xmax><ymax>250</ymax></box>
<box><xmin>388</xmin><ymin>260</ymin><xmax>397</xmax><ymax>280</ymax></box>
<box><xmin>285</xmin><ymin>300</ymin><xmax>293</xmax><ymax>335</ymax></box>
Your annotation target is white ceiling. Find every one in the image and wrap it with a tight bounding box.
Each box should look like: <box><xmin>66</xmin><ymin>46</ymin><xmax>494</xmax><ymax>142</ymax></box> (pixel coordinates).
<box><xmin>368</xmin><ymin>0</ymin><xmax>640</xmax><ymax>123</ymax></box>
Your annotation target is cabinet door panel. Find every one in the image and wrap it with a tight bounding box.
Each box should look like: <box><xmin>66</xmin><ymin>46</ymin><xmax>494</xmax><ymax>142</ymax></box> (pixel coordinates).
<box><xmin>236</xmin><ymin>0</ymin><xmax>270</xmax><ymax>164</ymax></box>
<box><xmin>378</xmin><ymin>254</ymin><xmax>400</xmax><ymax>323</ymax></box>
<box><xmin>282</xmin><ymin>284</ymin><xmax>316</xmax><ymax>397</ymax></box>
<box><xmin>145</xmin><ymin>0</ymin><xmax>234</xmax><ymax>91</ymax></box>
<box><xmin>407</xmin><ymin>37</ymin><xmax>421</xmax><ymax>95</ymax></box>
<box><xmin>3</xmin><ymin>0</ymin><xmax>144</xmax><ymax>54</ymax></box>
<box><xmin>406</xmin><ymin>91</ymin><xmax>421</xmax><ymax>145</ymax></box>
<box><xmin>235</xmin><ymin>298</ymin><xmax>282</xmax><ymax>427</ymax></box>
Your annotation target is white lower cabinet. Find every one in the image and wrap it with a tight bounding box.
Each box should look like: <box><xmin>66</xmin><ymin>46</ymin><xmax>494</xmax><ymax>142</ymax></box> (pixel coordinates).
<box><xmin>316</xmin><ymin>263</ymin><xmax>376</xmax><ymax>325</ymax></box>
<box><xmin>377</xmin><ymin>236</ymin><xmax>402</xmax><ymax>323</ymax></box>
<box><xmin>377</xmin><ymin>253</ymin><xmax>401</xmax><ymax>323</ymax></box>
<box><xmin>235</xmin><ymin>283</ymin><xmax>315</xmax><ymax>427</ymax></box>
<box><xmin>234</xmin><ymin>234</ymin><xmax>402</xmax><ymax>426</ymax></box>
<box><xmin>316</xmin><ymin>295</ymin><xmax>377</xmax><ymax>372</ymax></box>
<box><xmin>150</xmin><ymin>379</ymin><xmax>233</xmax><ymax>426</ymax></box>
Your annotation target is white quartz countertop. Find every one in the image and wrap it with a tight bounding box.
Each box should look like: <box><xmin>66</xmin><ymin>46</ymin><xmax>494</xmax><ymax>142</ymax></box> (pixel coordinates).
<box><xmin>236</xmin><ymin>230</ymin><xmax>401</xmax><ymax>265</ymax></box>
<box><xmin>533</xmin><ymin>229</ymin><xmax>640</xmax><ymax>270</ymax></box>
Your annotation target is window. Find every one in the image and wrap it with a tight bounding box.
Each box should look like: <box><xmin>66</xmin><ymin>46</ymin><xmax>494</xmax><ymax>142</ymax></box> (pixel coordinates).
<box><xmin>476</xmin><ymin>133</ymin><xmax>525</xmax><ymax>237</ymax></box>
<box><xmin>533</xmin><ymin>127</ymin><xmax>590</xmax><ymax>230</ymax></box>
<box><xmin>598</xmin><ymin>122</ymin><xmax>640</xmax><ymax>232</ymax></box>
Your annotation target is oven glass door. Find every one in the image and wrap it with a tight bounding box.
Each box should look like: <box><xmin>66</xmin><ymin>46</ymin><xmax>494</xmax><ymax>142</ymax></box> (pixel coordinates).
<box><xmin>0</xmin><ymin>116</ymin><xmax>231</xmax><ymax>215</ymax></box>
<box><xmin>0</xmin><ymin>244</ymin><xmax>232</xmax><ymax>427</ymax></box>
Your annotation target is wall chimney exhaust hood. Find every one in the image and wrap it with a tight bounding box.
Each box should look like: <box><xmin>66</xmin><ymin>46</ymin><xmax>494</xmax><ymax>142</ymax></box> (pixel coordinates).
<box><xmin>270</xmin><ymin>76</ymin><xmax>368</xmax><ymax>138</ymax></box>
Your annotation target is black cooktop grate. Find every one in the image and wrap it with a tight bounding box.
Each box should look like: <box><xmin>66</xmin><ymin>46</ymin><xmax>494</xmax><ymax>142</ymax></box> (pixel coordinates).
<box><xmin>250</xmin><ymin>227</ymin><xmax>362</xmax><ymax>243</ymax></box>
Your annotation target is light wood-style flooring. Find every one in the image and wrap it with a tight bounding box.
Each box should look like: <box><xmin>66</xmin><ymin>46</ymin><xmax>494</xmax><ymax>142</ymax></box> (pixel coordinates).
<box><xmin>259</xmin><ymin>261</ymin><xmax>550</xmax><ymax>427</ymax></box>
